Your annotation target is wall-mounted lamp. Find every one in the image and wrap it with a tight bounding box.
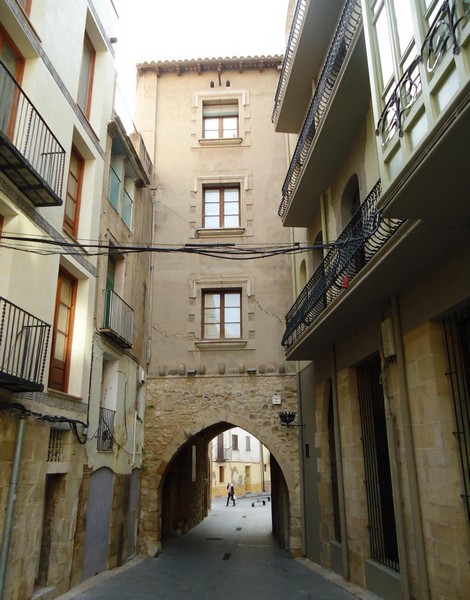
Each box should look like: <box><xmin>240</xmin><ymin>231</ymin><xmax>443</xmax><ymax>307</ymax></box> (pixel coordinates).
<box><xmin>186</xmin><ymin>368</ymin><xmax>197</xmax><ymax>376</ymax></box>
<box><xmin>246</xmin><ymin>367</ymin><xmax>257</xmax><ymax>375</ymax></box>
<box><xmin>278</xmin><ymin>410</ymin><xmax>303</xmax><ymax>427</ymax></box>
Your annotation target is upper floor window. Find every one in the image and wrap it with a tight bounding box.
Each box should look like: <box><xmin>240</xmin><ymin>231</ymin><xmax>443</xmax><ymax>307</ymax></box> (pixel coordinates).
<box><xmin>203</xmin><ymin>290</ymin><xmax>241</xmax><ymax>340</ymax></box>
<box><xmin>203</xmin><ymin>185</ymin><xmax>240</xmax><ymax>229</ymax></box>
<box><xmin>370</xmin><ymin>0</ymin><xmax>416</xmax><ymax>99</ymax></box>
<box><xmin>232</xmin><ymin>434</ymin><xmax>239</xmax><ymax>451</ymax></box>
<box><xmin>63</xmin><ymin>146</ymin><xmax>84</xmax><ymax>237</ymax></box>
<box><xmin>77</xmin><ymin>33</ymin><xmax>95</xmax><ymax>118</ymax></box>
<box><xmin>49</xmin><ymin>268</ymin><xmax>77</xmax><ymax>392</ymax></box>
<box><xmin>108</xmin><ymin>160</ymin><xmax>134</xmax><ymax>230</ymax></box>
<box><xmin>203</xmin><ymin>100</ymin><xmax>238</xmax><ymax>139</ymax></box>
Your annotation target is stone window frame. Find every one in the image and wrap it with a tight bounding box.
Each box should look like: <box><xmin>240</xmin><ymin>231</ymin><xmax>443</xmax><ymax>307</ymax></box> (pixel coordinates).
<box><xmin>192</xmin><ymin>89</ymin><xmax>251</xmax><ymax>148</ymax></box>
<box><xmin>191</xmin><ymin>173</ymin><xmax>253</xmax><ymax>239</ymax></box>
<box><xmin>189</xmin><ymin>276</ymin><xmax>256</xmax><ymax>351</ymax></box>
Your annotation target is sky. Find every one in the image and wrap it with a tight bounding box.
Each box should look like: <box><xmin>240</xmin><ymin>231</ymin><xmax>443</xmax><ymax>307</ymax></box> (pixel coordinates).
<box><xmin>112</xmin><ymin>0</ymin><xmax>290</xmax><ymax>124</ymax></box>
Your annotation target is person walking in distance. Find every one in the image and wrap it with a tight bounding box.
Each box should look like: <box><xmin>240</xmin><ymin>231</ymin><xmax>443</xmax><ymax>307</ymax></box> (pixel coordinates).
<box><xmin>226</xmin><ymin>482</ymin><xmax>236</xmax><ymax>506</ymax></box>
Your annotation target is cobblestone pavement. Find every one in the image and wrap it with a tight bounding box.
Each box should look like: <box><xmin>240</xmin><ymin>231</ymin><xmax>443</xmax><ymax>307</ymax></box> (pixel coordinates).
<box><xmin>58</xmin><ymin>496</ymin><xmax>380</xmax><ymax>600</ymax></box>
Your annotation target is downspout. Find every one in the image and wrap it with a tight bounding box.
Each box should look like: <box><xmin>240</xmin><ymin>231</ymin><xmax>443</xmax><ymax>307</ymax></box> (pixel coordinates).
<box><xmin>0</xmin><ymin>416</ymin><xmax>26</xmax><ymax>600</ymax></box>
<box><xmin>330</xmin><ymin>346</ymin><xmax>349</xmax><ymax>579</ymax></box>
<box><xmin>391</xmin><ymin>295</ymin><xmax>430</xmax><ymax>600</ymax></box>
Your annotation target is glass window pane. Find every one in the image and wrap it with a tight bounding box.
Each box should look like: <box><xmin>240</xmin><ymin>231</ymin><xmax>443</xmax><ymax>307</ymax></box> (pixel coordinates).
<box><xmin>122</xmin><ymin>190</ymin><xmax>133</xmax><ymax>228</ymax></box>
<box><xmin>222</xmin><ymin>117</ymin><xmax>238</xmax><ymax>138</ymax></box>
<box><xmin>224</xmin><ymin>188</ymin><xmax>239</xmax><ymax>203</ymax></box>
<box><xmin>204</xmin><ymin>308</ymin><xmax>220</xmax><ymax>323</ymax></box>
<box><xmin>224</xmin><ymin>201</ymin><xmax>239</xmax><ymax>216</ymax></box>
<box><xmin>204</xmin><ymin>118</ymin><xmax>219</xmax><ymax>138</ymax></box>
<box><xmin>54</xmin><ymin>332</ymin><xmax>66</xmax><ymax>360</ymax></box>
<box><xmin>375</xmin><ymin>7</ymin><xmax>394</xmax><ymax>89</ymax></box>
<box><xmin>393</xmin><ymin>0</ymin><xmax>414</xmax><ymax>56</ymax></box>
<box><xmin>108</xmin><ymin>167</ymin><xmax>120</xmax><ymax>210</ymax></box>
<box><xmin>78</xmin><ymin>41</ymin><xmax>92</xmax><ymax>112</ymax></box>
<box><xmin>225</xmin><ymin>307</ymin><xmax>240</xmax><ymax>323</ymax></box>
<box><xmin>225</xmin><ymin>293</ymin><xmax>240</xmax><ymax>308</ymax></box>
<box><xmin>224</xmin><ymin>215</ymin><xmax>239</xmax><ymax>228</ymax></box>
<box><xmin>204</xmin><ymin>216</ymin><xmax>220</xmax><ymax>228</ymax></box>
<box><xmin>205</xmin><ymin>202</ymin><xmax>219</xmax><ymax>216</ymax></box>
<box><xmin>204</xmin><ymin>323</ymin><xmax>220</xmax><ymax>339</ymax></box>
<box><xmin>60</xmin><ymin>278</ymin><xmax>72</xmax><ymax>304</ymax></box>
<box><xmin>225</xmin><ymin>323</ymin><xmax>241</xmax><ymax>338</ymax></box>
<box><xmin>204</xmin><ymin>294</ymin><xmax>220</xmax><ymax>308</ymax></box>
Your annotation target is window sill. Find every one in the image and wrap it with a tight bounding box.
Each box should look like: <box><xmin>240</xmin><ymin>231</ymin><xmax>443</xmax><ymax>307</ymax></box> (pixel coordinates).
<box><xmin>198</xmin><ymin>137</ymin><xmax>243</xmax><ymax>146</ymax></box>
<box><xmin>195</xmin><ymin>339</ymin><xmax>247</xmax><ymax>350</ymax></box>
<box><xmin>196</xmin><ymin>227</ymin><xmax>245</xmax><ymax>238</ymax></box>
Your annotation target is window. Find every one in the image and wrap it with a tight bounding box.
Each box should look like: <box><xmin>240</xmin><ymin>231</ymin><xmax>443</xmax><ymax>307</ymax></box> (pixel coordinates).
<box><xmin>245</xmin><ymin>436</ymin><xmax>251</xmax><ymax>452</ymax></box>
<box><xmin>357</xmin><ymin>354</ymin><xmax>399</xmax><ymax>572</ymax></box>
<box><xmin>203</xmin><ymin>101</ymin><xmax>238</xmax><ymax>139</ymax></box>
<box><xmin>63</xmin><ymin>147</ymin><xmax>84</xmax><ymax>237</ymax></box>
<box><xmin>77</xmin><ymin>33</ymin><xmax>95</xmax><ymax>117</ymax></box>
<box><xmin>219</xmin><ymin>466</ymin><xmax>224</xmax><ymax>483</ymax></box>
<box><xmin>203</xmin><ymin>186</ymin><xmax>240</xmax><ymax>229</ymax></box>
<box><xmin>232</xmin><ymin>434</ymin><xmax>239</xmax><ymax>451</ymax></box>
<box><xmin>203</xmin><ymin>290</ymin><xmax>241</xmax><ymax>340</ymax></box>
<box><xmin>370</xmin><ymin>0</ymin><xmax>416</xmax><ymax>99</ymax></box>
<box><xmin>49</xmin><ymin>269</ymin><xmax>77</xmax><ymax>392</ymax></box>
<box><xmin>108</xmin><ymin>160</ymin><xmax>134</xmax><ymax>230</ymax></box>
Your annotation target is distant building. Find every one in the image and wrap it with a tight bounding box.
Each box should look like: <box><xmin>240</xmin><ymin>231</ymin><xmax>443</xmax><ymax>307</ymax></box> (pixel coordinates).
<box><xmin>274</xmin><ymin>1</ymin><xmax>470</xmax><ymax>599</ymax></box>
<box><xmin>211</xmin><ymin>427</ymin><xmax>271</xmax><ymax>498</ymax></box>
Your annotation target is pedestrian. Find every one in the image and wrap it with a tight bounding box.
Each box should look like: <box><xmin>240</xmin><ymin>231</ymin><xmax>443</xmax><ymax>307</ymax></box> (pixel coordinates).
<box><xmin>226</xmin><ymin>482</ymin><xmax>236</xmax><ymax>506</ymax></box>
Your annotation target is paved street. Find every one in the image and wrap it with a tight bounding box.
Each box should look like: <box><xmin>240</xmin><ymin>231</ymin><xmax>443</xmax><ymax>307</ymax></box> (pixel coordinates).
<box><xmin>60</xmin><ymin>496</ymin><xmax>378</xmax><ymax>600</ymax></box>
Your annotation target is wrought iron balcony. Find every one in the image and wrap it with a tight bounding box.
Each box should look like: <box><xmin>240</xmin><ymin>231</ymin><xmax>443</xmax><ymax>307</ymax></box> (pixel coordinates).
<box><xmin>0</xmin><ymin>297</ymin><xmax>50</xmax><ymax>392</ymax></box>
<box><xmin>97</xmin><ymin>406</ymin><xmax>115</xmax><ymax>451</ymax></box>
<box><xmin>282</xmin><ymin>181</ymin><xmax>404</xmax><ymax>349</ymax></box>
<box><xmin>0</xmin><ymin>60</ymin><xmax>65</xmax><ymax>207</ymax></box>
<box><xmin>100</xmin><ymin>289</ymin><xmax>134</xmax><ymax>349</ymax></box>
<box><xmin>272</xmin><ymin>0</ymin><xmax>307</xmax><ymax>124</ymax></box>
<box><xmin>376</xmin><ymin>0</ymin><xmax>469</xmax><ymax>145</ymax></box>
<box><xmin>278</xmin><ymin>0</ymin><xmax>362</xmax><ymax>219</ymax></box>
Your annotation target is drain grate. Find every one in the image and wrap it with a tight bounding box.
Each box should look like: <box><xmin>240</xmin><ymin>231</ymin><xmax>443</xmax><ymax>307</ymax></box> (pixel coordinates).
<box><xmin>223</xmin><ymin>553</ymin><xmax>231</xmax><ymax>560</ymax></box>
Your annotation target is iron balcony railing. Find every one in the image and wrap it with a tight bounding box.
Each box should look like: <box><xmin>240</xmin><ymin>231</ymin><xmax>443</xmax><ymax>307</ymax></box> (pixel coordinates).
<box><xmin>271</xmin><ymin>0</ymin><xmax>307</xmax><ymax>124</ymax></box>
<box><xmin>278</xmin><ymin>0</ymin><xmax>362</xmax><ymax>220</ymax></box>
<box><xmin>97</xmin><ymin>406</ymin><xmax>115</xmax><ymax>451</ymax></box>
<box><xmin>101</xmin><ymin>289</ymin><xmax>134</xmax><ymax>348</ymax></box>
<box><xmin>282</xmin><ymin>181</ymin><xmax>404</xmax><ymax>349</ymax></box>
<box><xmin>377</xmin><ymin>0</ymin><xmax>469</xmax><ymax>145</ymax></box>
<box><xmin>0</xmin><ymin>60</ymin><xmax>65</xmax><ymax>206</ymax></box>
<box><xmin>0</xmin><ymin>297</ymin><xmax>50</xmax><ymax>392</ymax></box>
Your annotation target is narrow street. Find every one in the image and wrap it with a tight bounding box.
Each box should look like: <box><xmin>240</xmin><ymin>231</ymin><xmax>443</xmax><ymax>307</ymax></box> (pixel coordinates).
<box><xmin>59</xmin><ymin>496</ymin><xmax>377</xmax><ymax>600</ymax></box>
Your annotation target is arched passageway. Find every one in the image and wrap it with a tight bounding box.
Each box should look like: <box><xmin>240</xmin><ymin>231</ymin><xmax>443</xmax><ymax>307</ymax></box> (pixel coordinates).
<box><xmin>158</xmin><ymin>423</ymin><xmax>290</xmax><ymax>551</ymax></box>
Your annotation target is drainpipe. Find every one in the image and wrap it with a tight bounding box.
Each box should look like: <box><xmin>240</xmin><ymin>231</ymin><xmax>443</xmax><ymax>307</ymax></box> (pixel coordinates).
<box><xmin>391</xmin><ymin>295</ymin><xmax>430</xmax><ymax>600</ymax></box>
<box><xmin>0</xmin><ymin>416</ymin><xmax>26</xmax><ymax>600</ymax></box>
<box><xmin>330</xmin><ymin>346</ymin><xmax>349</xmax><ymax>579</ymax></box>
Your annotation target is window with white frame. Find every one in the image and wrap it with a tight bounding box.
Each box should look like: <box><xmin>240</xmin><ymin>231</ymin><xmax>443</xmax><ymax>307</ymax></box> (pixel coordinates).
<box><xmin>194</xmin><ymin>91</ymin><xmax>249</xmax><ymax>147</ymax></box>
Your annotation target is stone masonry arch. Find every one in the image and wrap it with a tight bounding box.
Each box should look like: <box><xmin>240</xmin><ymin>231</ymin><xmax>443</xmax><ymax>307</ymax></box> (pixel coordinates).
<box><xmin>139</xmin><ymin>373</ymin><xmax>301</xmax><ymax>557</ymax></box>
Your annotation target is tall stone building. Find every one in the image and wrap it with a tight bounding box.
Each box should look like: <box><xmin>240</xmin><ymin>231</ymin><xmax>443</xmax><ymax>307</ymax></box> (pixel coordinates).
<box><xmin>273</xmin><ymin>0</ymin><xmax>470</xmax><ymax>599</ymax></box>
<box><xmin>134</xmin><ymin>57</ymin><xmax>302</xmax><ymax>556</ymax></box>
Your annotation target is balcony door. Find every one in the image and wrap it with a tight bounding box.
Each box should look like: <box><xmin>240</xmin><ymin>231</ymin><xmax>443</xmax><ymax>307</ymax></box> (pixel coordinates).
<box><xmin>0</xmin><ymin>27</ymin><xmax>24</xmax><ymax>139</ymax></box>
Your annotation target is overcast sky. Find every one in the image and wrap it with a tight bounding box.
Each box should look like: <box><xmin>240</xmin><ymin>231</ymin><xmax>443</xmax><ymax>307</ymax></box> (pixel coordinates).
<box><xmin>113</xmin><ymin>0</ymin><xmax>290</xmax><ymax>124</ymax></box>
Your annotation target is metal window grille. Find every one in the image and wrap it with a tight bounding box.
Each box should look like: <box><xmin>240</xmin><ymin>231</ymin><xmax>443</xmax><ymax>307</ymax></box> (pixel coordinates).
<box><xmin>97</xmin><ymin>406</ymin><xmax>115</xmax><ymax>451</ymax></box>
<box><xmin>357</xmin><ymin>355</ymin><xmax>400</xmax><ymax>572</ymax></box>
<box><xmin>443</xmin><ymin>306</ymin><xmax>470</xmax><ymax>526</ymax></box>
<box><xmin>47</xmin><ymin>429</ymin><xmax>64</xmax><ymax>462</ymax></box>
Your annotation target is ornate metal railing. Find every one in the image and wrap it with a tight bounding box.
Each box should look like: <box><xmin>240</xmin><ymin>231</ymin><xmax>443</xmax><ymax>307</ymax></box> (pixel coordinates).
<box><xmin>375</xmin><ymin>56</ymin><xmax>422</xmax><ymax>145</ymax></box>
<box><xmin>377</xmin><ymin>0</ymin><xmax>469</xmax><ymax>145</ymax></box>
<box><xmin>278</xmin><ymin>0</ymin><xmax>362</xmax><ymax>219</ymax></box>
<box><xmin>0</xmin><ymin>297</ymin><xmax>50</xmax><ymax>391</ymax></box>
<box><xmin>421</xmin><ymin>0</ymin><xmax>470</xmax><ymax>72</ymax></box>
<box><xmin>272</xmin><ymin>0</ymin><xmax>307</xmax><ymax>124</ymax></box>
<box><xmin>97</xmin><ymin>406</ymin><xmax>115</xmax><ymax>451</ymax></box>
<box><xmin>0</xmin><ymin>60</ymin><xmax>65</xmax><ymax>203</ymax></box>
<box><xmin>282</xmin><ymin>181</ymin><xmax>404</xmax><ymax>349</ymax></box>
<box><xmin>101</xmin><ymin>289</ymin><xmax>134</xmax><ymax>348</ymax></box>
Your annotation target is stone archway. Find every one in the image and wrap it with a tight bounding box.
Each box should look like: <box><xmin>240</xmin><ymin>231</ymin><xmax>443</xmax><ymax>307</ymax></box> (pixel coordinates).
<box><xmin>139</xmin><ymin>374</ymin><xmax>301</xmax><ymax>557</ymax></box>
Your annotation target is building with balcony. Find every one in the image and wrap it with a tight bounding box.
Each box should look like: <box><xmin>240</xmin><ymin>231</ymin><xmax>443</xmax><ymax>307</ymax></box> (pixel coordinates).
<box><xmin>210</xmin><ymin>427</ymin><xmax>271</xmax><ymax>498</ymax></box>
<box><xmin>274</xmin><ymin>0</ymin><xmax>470</xmax><ymax>599</ymax></box>
<box><xmin>73</xmin><ymin>114</ymin><xmax>154</xmax><ymax>583</ymax></box>
<box><xmin>134</xmin><ymin>56</ymin><xmax>301</xmax><ymax>557</ymax></box>
<box><xmin>0</xmin><ymin>1</ymin><xmax>119</xmax><ymax>598</ymax></box>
